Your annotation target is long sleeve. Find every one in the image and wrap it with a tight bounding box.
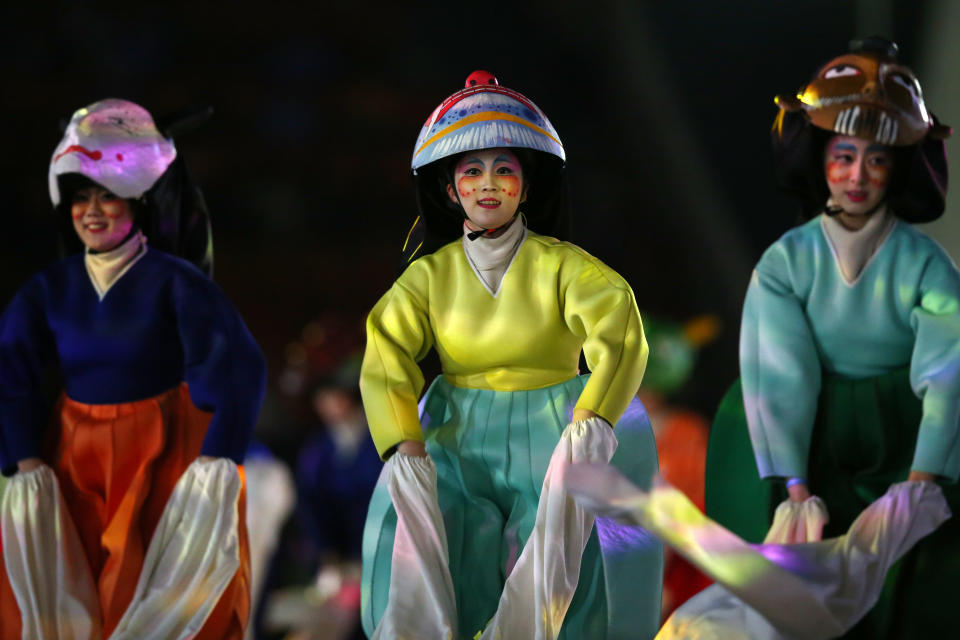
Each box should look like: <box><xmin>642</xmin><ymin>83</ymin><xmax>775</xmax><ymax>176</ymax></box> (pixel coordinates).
<box><xmin>360</xmin><ymin>281</ymin><xmax>435</xmax><ymax>459</ymax></box>
<box><xmin>562</xmin><ymin>255</ymin><xmax>647</xmax><ymax>425</ymax></box>
<box><xmin>740</xmin><ymin>242</ymin><xmax>822</xmax><ymax>479</ymax></box>
<box><xmin>0</xmin><ymin>280</ymin><xmax>58</xmax><ymax>476</ymax></box>
<box><xmin>172</xmin><ymin>271</ymin><xmax>266</xmax><ymax>463</ymax></box>
<box><xmin>908</xmin><ymin>251</ymin><xmax>960</xmax><ymax>482</ymax></box>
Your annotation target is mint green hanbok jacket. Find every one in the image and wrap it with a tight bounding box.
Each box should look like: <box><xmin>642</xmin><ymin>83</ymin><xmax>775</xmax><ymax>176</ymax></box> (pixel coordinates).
<box><xmin>740</xmin><ymin>215</ymin><xmax>960</xmax><ymax>482</ymax></box>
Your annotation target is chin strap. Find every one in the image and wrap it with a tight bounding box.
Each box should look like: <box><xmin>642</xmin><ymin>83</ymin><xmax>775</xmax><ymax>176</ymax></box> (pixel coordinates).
<box><xmin>824</xmin><ymin>198</ymin><xmax>886</xmax><ymax>218</ymax></box>
<box><xmin>465</xmin><ymin>213</ymin><xmax>520</xmax><ymax>241</ymax></box>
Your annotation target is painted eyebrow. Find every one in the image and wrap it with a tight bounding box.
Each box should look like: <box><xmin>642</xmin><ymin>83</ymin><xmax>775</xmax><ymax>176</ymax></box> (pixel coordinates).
<box><xmin>866</xmin><ymin>144</ymin><xmax>889</xmax><ymax>154</ymax></box>
<box><xmin>830</xmin><ymin>143</ymin><xmax>859</xmax><ymax>152</ymax></box>
<box><xmin>493</xmin><ymin>154</ymin><xmax>520</xmax><ymax>165</ymax></box>
<box><xmin>459</xmin><ymin>157</ymin><xmax>485</xmax><ymax>167</ymax></box>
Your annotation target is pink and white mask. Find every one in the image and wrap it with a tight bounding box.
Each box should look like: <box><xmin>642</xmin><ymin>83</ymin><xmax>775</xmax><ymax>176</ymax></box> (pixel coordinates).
<box><xmin>48</xmin><ymin>98</ymin><xmax>176</xmax><ymax>206</ymax></box>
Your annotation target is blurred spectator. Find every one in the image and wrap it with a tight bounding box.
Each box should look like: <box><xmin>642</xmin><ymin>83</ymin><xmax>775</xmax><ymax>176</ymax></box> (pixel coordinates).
<box><xmin>298</xmin><ymin>357</ymin><xmax>381</xmax><ymax>565</ymax></box>
<box><xmin>244</xmin><ymin>440</ymin><xmax>296</xmax><ymax>640</ymax></box>
<box><xmin>279</xmin><ymin>356</ymin><xmax>381</xmax><ymax>640</ymax></box>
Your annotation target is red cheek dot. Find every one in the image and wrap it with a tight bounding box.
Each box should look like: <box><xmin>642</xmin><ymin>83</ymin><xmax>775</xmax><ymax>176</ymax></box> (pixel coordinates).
<box><xmin>116</xmin><ymin>153</ymin><xmax>124</xmax><ymax>161</ymax></box>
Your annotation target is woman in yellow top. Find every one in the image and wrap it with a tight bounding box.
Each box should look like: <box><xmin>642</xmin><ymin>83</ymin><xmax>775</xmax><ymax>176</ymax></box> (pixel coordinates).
<box><xmin>359</xmin><ymin>71</ymin><xmax>662</xmax><ymax>639</ymax></box>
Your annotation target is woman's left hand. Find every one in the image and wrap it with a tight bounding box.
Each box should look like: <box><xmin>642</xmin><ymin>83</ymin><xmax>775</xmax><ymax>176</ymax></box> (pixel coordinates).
<box><xmin>196</xmin><ymin>455</ymin><xmax>217</xmax><ymax>463</ymax></box>
<box><xmin>907</xmin><ymin>470</ymin><xmax>936</xmax><ymax>483</ymax></box>
<box><xmin>16</xmin><ymin>457</ymin><xmax>44</xmax><ymax>473</ymax></box>
<box><xmin>572</xmin><ymin>408</ymin><xmax>601</xmax><ymax>423</ymax></box>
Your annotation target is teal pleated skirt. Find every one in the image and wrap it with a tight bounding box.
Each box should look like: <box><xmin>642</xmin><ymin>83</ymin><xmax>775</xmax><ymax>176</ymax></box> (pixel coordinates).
<box><xmin>361</xmin><ymin>374</ymin><xmax>663</xmax><ymax>639</ymax></box>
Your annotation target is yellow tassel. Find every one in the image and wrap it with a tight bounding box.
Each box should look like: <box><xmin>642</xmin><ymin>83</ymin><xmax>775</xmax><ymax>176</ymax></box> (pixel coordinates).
<box><xmin>772</xmin><ymin>107</ymin><xmax>787</xmax><ymax>138</ymax></box>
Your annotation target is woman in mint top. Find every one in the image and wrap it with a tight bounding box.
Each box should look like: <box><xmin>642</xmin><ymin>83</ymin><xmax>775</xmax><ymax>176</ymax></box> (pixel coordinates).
<box><xmin>706</xmin><ymin>37</ymin><xmax>959</xmax><ymax>639</ymax></box>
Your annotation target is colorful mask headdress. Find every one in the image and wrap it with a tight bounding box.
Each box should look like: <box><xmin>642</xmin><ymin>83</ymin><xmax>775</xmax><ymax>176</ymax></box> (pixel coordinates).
<box><xmin>49</xmin><ymin>99</ymin><xmax>177</xmax><ymax>206</ymax></box>
<box><xmin>403</xmin><ymin>71</ymin><xmax>571</xmax><ymax>266</ymax></box>
<box><xmin>50</xmin><ymin>99</ymin><xmax>214</xmax><ymax>274</ymax></box>
<box><xmin>771</xmin><ymin>37</ymin><xmax>951</xmax><ymax>222</ymax></box>
<box><xmin>411</xmin><ymin>70</ymin><xmax>565</xmax><ymax>170</ymax></box>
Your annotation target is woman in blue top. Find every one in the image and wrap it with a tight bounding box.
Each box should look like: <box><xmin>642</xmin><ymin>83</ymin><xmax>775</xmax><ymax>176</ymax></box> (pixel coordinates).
<box><xmin>0</xmin><ymin>99</ymin><xmax>266</xmax><ymax>639</ymax></box>
<box><xmin>706</xmin><ymin>37</ymin><xmax>959</xmax><ymax>639</ymax></box>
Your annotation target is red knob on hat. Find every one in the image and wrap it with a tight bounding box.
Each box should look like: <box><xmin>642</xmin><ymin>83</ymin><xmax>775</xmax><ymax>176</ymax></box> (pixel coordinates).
<box><xmin>465</xmin><ymin>70</ymin><xmax>499</xmax><ymax>88</ymax></box>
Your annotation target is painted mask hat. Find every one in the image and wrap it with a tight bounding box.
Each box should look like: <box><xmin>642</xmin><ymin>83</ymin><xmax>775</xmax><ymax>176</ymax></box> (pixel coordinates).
<box><xmin>773</xmin><ymin>36</ymin><xmax>949</xmax><ymax>146</ymax></box>
<box><xmin>402</xmin><ymin>71</ymin><xmax>572</xmax><ymax>266</ymax></box>
<box><xmin>411</xmin><ymin>70</ymin><xmax>565</xmax><ymax>170</ymax></box>
<box><xmin>49</xmin><ymin>99</ymin><xmax>177</xmax><ymax>206</ymax></box>
<box><xmin>771</xmin><ymin>36</ymin><xmax>951</xmax><ymax>222</ymax></box>
<box><xmin>50</xmin><ymin>99</ymin><xmax>214</xmax><ymax>274</ymax></box>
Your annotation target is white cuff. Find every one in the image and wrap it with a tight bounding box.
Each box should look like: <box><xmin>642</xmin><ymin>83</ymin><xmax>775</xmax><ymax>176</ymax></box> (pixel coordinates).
<box><xmin>1</xmin><ymin>465</ymin><xmax>101</xmax><ymax>640</ymax></box>
<box><xmin>479</xmin><ymin>417</ymin><xmax>617</xmax><ymax>640</ymax></box>
<box><xmin>765</xmin><ymin>495</ymin><xmax>829</xmax><ymax>543</ymax></box>
<box><xmin>371</xmin><ymin>453</ymin><xmax>458</xmax><ymax>640</ymax></box>
<box><xmin>110</xmin><ymin>458</ymin><xmax>242</xmax><ymax>640</ymax></box>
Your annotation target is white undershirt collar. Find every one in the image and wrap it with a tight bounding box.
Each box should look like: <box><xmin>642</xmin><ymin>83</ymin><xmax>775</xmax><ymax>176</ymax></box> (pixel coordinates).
<box><xmin>461</xmin><ymin>216</ymin><xmax>527</xmax><ymax>296</ymax></box>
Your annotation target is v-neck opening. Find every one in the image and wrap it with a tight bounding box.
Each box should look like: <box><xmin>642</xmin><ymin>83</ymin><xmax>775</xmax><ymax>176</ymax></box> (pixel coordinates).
<box><xmin>462</xmin><ymin>228</ymin><xmax>528</xmax><ymax>298</ymax></box>
<box><xmin>820</xmin><ymin>215</ymin><xmax>896</xmax><ymax>288</ymax></box>
<box><xmin>85</xmin><ymin>245</ymin><xmax>148</xmax><ymax>302</ymax></box>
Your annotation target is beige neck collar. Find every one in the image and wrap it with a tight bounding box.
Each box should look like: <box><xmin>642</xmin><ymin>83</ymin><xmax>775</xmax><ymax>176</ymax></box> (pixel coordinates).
<box><xmin>84</xmin><ymin>230</ymin><xmax>148</xmax><ymax>300</ymax></box>
<box><xmin>820</xmin><ymin>205</ymin><xmax>895</xmax><ymax>285</ymax></box>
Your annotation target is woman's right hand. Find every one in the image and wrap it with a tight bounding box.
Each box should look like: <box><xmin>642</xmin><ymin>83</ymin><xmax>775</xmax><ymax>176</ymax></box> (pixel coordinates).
<box><xmin>787</xmin><ymin>481</ymin><xmax>811</xmax><ymax>502</ymax></box>
<box><xmin>396</xmin><ymin>440</ymin><xmax>427</xmax><ymax>457</ymax></box>
<box><xmin>16</xmin><ymin>457</ymin><xmax>44</xmax><ymax>473</ymax></box>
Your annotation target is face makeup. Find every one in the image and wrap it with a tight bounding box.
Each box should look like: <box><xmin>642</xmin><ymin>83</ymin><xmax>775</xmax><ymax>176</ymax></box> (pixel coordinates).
<box><xmin>71</xmin><ymin>186</ymin><xmax>135</xmax><ymax>252</ymax></box>
<box><xmin>446</xmin><ymin>148</ymin><xmax>525</xmax><ymax>232</ymax></box>
<box><xmin>824</xmin><ymin>135</ymin><xmax>892</xmax><ymax>227</ymax></box>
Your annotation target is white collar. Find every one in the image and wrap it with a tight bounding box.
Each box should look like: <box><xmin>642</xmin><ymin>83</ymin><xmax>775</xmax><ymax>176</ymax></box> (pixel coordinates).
<box><xmin>84</xmin><ymin>230</ymin><xmax>148</xmax><ymax>300</ymax></box>
<box><xmin>820</xmin><ymin>205</ymin><xmax>895</xmax><ymax>286</ymax></box>
<box><xmin>461</xmin><ymin>217</ymin><xmax>527</xmax><ymax>296</ymax></box>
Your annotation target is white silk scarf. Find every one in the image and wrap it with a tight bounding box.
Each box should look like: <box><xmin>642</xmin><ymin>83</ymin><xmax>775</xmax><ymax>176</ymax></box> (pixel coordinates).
<box><xmin>480</xmin><ymin>416</ymin><xmax>617</xmax><ymax>640</ymax></box>
<box><xmin>371</xmin><ymin>453</ymin><xmax>458</xmax><ymax>640</ymax></box>
<box><xmin>109</xmin><ymin>458</ymin><xmax>242</xmax><ymax>640</ymax></box>
<box><xmin>1</xmin><ymin>465</ymin><xmax>101</xmax><ymax>640</ymax></box>
<box><xmin>2</xmin><ymin>459</ymin><xmax>243</xmax><ymax>640</ymax></box>
<box><xmin>564</xmin><ymin>464</ymin><xmax>950</xmax><ymax>640</ymax></box>
<box><xmin>373</xmin><ymin>417</ymin><xmax>617</xmax><ymax>640</ymax></box>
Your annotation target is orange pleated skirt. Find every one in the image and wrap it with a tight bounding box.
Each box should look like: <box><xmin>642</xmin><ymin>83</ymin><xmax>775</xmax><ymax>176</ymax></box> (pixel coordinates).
<box><xmin>0</xmin><ymin>383</ymin><xmax>250</xmax><ymax>639</ymax></box>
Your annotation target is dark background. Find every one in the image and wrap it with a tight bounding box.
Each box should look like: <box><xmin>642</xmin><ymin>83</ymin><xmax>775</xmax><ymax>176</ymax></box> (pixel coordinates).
<box><xmin>0</xmin><ymin>1</ymin><xmax>937</xmax><ymax>451</ymax></box>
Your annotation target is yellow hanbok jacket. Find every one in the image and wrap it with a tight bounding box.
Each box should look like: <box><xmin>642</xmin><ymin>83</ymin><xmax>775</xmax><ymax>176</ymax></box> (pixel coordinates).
<box><xmin>360</xmin><ymin>230</ymin><xmax>648</xmax><ymax>458</ymax></box>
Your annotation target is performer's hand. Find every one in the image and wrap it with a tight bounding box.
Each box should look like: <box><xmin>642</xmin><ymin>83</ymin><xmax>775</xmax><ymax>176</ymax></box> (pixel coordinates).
<box><xmin>16</xmin><ymin>457</ymin><xmax>43</xmax><ymax>473</ymax></box>
<box><xmin>196</xmin><ymin>455</ymin><xmax>217</xmax><ymax>463</ymax></box>
<box><xmin>907</xmin><ymin>470</ymin><xmax>936</xmax><ymax>483</ymax></box>
<box><xmin>573</xmin><ymin>408</ymin><xmax>608</xmax><ymax>425</ymax></box>
<box><xmin>396</xmin><ymin>440</ymin><xmax>427</xmax><ymax>457</ymax></box>
<box><xmin>787</xmin><ymin>481</ymin><xmax>811</xmax><ymax>502</ymax></box>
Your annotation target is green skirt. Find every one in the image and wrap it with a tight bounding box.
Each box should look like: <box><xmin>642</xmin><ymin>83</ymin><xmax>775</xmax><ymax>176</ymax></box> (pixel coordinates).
<box><xmin>706</xmin><ymin>368</ymin><xmax>960</xmax><ymax>639</ymax></box>
<box><xmin>361</xmin><ymin>374</ymin><xmax>663</xmax><ymax>639</ymax></box>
